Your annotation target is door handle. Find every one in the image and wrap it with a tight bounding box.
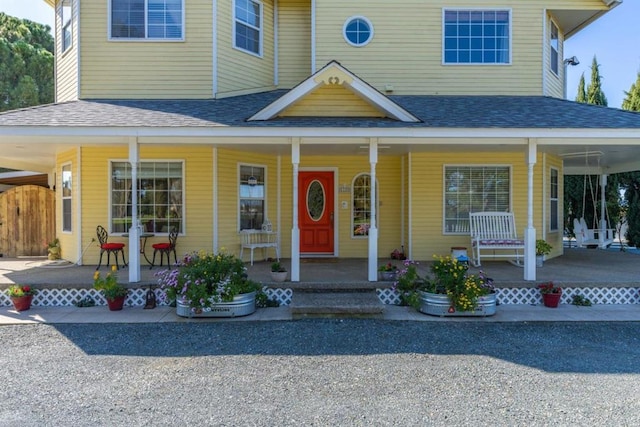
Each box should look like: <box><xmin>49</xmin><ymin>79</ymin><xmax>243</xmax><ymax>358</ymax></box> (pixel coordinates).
<box><xmin>330</xmin><ymin>212</ymin><xmax>334</xmax><ymax>225</ymax></box>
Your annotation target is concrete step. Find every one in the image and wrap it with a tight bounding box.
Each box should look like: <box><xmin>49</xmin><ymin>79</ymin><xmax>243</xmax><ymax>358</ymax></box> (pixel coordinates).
<box><xmin>290</xmin><ymin>291</ymin><xmax>385</xmax><ymax>319</ymax></box>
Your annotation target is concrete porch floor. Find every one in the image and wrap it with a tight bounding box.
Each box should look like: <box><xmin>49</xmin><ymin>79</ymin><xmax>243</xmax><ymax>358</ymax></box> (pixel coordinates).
<box><xmin>0</xmin><ymin>247</ymin><xmax>637</xmax><ymax>290</ymax></box>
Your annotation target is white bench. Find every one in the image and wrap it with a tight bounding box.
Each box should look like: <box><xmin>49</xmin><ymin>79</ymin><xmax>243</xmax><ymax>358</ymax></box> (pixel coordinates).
<box><xmin>469</xmin><ymin>212</ymin><xmax>525</xmax><ymax>267</ymax></box>
<box><xmin>573</xmin><ymin>217</ymin><xmax>614</xmax><ymax>248</ymax></box>
<box><xmin>239</xmin><ymin>230</ymin><xmax>279</xmax><ymax>265</ymax></box>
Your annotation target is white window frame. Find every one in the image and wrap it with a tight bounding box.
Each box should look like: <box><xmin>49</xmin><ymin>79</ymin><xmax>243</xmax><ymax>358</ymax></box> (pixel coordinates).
<box><xmin>351</xmin><ymin>173</ymin><xmax>379</xmax><ymax>238</ymax></box>
<box><xmin>108</xmin><ymin>0</ymin><xmax>185</xmax><ymax>41</ymax></box>
<box><xmin>61</xmin><ymin>163</ymin><xmax>72</xmax><ymax>232</ymax></box>
<box><xmin>238</xmin><ymin>163</ymin><xmax>267</xmax><ymax>231</ymax></box>
<box><xmin>550</xmin><ymin>167</ymin><xmax>559</xmax><ymax>232</ymax></box>
<box><xmin>61</xmin><ymin>0</ymin><xmax>72</xmax><ymax>52</ymax></box>
<box><xmin>233</xmin><ymin>0</ymin><xmax>263</xmax><ymax>57</ymax></box>
<box><xmin>549</xmin><ymin>19</ymin><xmax>559</xmax><ymax>76</ymax></box>
<box><xmin>443</xmin><ymin>165</ymin><xmax>512</xmax><ymax>234</ymax></box>
<box><xmin>109</xmin><ymin>160</ymin><xmax>185</xmax><ymax>235</ymax></box>
<box><xmin>343</xmin><ymin>16</ymin><xmax>374</xmax><ymax>47</ymax></box>
<box><xmin>442</xmin><ymin>8</ymin><xmax>512</xmax><ymax>65</ymax></box>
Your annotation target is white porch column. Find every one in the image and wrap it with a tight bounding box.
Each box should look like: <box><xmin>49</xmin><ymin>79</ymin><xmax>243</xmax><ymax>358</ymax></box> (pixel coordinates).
<box><xmin>368</xmin><ymin>139</ymin><xmax>379</xmax><ymax>281</ymax></box>
<box><xmin>291</xmin><ymin>139</ymin><xmax>301</xmax><ymax>282</ymax></box>
<box><xmin>128</xmin><ymin>138</ymin><xmax>141</xmax><ymax>283</ymax></box>
<box><xmin>524</xmin><ymin>139</ymin><xmax>537</xmax><ymax>281</ymax></box>
<box><xmin>599</xmin><ymin>174</ymin><xmax>608</xmax><ymax>248</ymax></box>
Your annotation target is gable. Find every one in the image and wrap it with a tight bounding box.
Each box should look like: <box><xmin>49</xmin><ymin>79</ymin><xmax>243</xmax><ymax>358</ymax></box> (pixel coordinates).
<box><xmin>280</xmin><ymin>84</ymin><xmax>385</xmax><ymax>118</ymax></box>
<box><xmin>249</xmin><ymin>61</ymin><xmax>420</xmax><ymax>122</ymax></box>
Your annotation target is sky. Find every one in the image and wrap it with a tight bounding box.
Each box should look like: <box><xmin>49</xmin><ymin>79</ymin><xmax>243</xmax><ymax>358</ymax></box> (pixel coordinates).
<box><xmin>2</xmin><ymin>0</ymin><xmax>639</xmax><ymax>109</ymax></box>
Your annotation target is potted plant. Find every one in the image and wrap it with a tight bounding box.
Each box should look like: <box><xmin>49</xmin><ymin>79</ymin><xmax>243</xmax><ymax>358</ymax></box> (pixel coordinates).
<box><xmin>157</xmin><ymin>250</ymin><xmax>262</xmax><ymax>317</ymax></box>
<box><xmin>393</xmin><ymin>256</ymin><xmax>496</xmax><ymax>316</ymax></box>
<box><xmin>93</xmin><ymin>265</ymin><xmax>128</xmax><ymax>310</ymax></box>
<box><xmin>7</xmin><ymin>285</ymin><xmax>37</xmax><ymax>311</ymax></box>
<box><xmin>538</xmin><ymin>281</ymin><xmax>562</xmax><ymax>308</ymax></box>
<box><xmin>378</xmin><ymin>262</ymin><xmax>398</xmax><ymax>281</ymax></box>
<box><xmin>535</xmin><ymin>239</ymin><xmax>553</xmax><ymax>267</ymax></box>
<box><xmin>47</xmin><ymin>237</ymin><xmax>61</xmax><ymax>260</ymax></box>
<box><xmin>270</xmin><ymin>261</ymin><xmax>288</xmax><ymax>282</ymax></box>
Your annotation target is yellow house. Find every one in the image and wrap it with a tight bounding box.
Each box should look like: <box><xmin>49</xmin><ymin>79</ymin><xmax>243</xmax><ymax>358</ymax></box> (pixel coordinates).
<box><xmin>1</xmin><ymin>0</ymin><xmax>639</xmax><ymax>283</ymax></box>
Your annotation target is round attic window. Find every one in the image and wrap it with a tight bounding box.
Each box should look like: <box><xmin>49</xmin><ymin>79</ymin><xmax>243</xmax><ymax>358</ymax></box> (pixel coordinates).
<box><xmin>343</xmin><ymin>16</ymin><xmax>373</xmax><ymax>47</ymax></box>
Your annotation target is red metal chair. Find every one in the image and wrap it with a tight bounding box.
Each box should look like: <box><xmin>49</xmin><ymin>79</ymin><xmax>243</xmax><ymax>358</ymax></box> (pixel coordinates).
<box><xmin>150</xmin><ymin>230</ymin><xmax>178</xmax><ymax>269</ymax></box>
<box><xmin>96</xmin><ymin>225</ymin><xmax>127</xmax><ymax>270</ymax></box>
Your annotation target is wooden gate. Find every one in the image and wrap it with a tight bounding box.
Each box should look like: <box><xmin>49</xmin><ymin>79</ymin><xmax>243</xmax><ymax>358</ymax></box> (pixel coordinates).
<box><xmin>0</xmin><ymin>185</ymin><xmax>55</xmax><ymax>257</ymax></box>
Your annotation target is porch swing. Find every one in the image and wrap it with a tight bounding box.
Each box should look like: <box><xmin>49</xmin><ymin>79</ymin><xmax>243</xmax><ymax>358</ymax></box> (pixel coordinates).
<box><xmin>572</xmin><ymin>156</ymin><xmax>614</xmax><ymax>248</ymax></box>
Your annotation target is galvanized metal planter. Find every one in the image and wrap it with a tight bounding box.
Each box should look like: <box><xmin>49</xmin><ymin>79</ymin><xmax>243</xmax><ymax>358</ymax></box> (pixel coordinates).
<box><xmin>176</xmin><ymin>291</ymin><xmax>257</xmax><ymax>318</ymax></box>
<box><xmin>418</xmin><ymin>291</ymin><xmax>497</xmax><ymax>317</ymax></box>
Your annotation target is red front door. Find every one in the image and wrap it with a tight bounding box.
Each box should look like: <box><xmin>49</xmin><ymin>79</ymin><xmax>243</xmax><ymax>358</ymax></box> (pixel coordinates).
<box><xmin>299</xmin><ymin>171</ymin><xmax>334</xmax><ymax>254</ymax></box>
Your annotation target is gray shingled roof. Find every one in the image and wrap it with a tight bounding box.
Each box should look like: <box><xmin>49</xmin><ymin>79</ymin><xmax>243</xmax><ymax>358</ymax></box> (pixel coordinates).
<box><xmin>1</xmin><ymin>91</ymin><xmax>640</xmax><ymax>129</ymax></box>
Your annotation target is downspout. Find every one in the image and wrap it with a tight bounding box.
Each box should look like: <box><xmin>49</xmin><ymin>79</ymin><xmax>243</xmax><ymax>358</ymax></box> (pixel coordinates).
<box><xmin>408</xmin><ymin>152</ymin><xmax>413</xmax><ymax>260</ymax></box>
<box><xmin>213</xmin><ymin>147</ymin><xmax>218</xmax><ymax>251</ymax></box>
<box><xmin>541</xmin><ymin>9</ymin><xmax>547</xmax><ymax>96</ymax></box>
<box><xmin>212</xmin><ymin>0</ymin><xmax>218</xmax><ymax>97</ymax></box>
<box><xmin>274</xmin><ymin>0</ymin><xmax>278</xmax><ymax>87</ymax></box>
<box><xmin>311</xmin><ymin>0</ymin><xmax>316</xmax><ymax>72</ymax></box>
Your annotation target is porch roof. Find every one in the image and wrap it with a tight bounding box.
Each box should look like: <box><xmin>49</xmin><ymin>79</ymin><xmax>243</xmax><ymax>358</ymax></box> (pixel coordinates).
<box><xmin>1</xmin><ymin>93</ymin><xmax>640</xmax><ymax>130</ymax></box>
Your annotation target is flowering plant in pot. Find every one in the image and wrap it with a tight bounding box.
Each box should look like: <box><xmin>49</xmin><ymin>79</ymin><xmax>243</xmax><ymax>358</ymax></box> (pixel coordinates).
<box><xmin>7</xmin><ymin>285</ymin><xmax>37</xmax><ymax>311</ymax></box>
<box><xmin>378</xmin><ymin>262</ymin><xmax>398</xmax><ymax>281</ymax></box>
<box><xmin>538</xmin><ymin>281</ymin><xmax>562</xmax><ymax>308</ymax></box>
<box><xmin>157</xmin><ymin>250</ymin><xmax>262</xmax><ymax>316</ymax></box>
<box><xmin>93</xmin><ymin>266</ymin><xmax>128</xmax><ymax>310</ymax></box>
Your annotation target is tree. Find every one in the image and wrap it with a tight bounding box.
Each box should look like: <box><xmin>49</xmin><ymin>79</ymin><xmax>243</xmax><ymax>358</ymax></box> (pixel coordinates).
<box><xmin>575</xmin><ymin>73</ymin><xmax>587</xmax><ymax>103</ymax></box>
<box><xmin>586</xmin><ymin>56</ymin><xmax>607</xmax><ymax>106</ymax></box>
<box><xmin>0</xmin><ymin>12</ymin><xmax>54</xmax><ymax>112</ymax></box>
<box><xmin>622</xmin><ymin>72</ymin><xmax>640</xmax><ymax>111</ymax></box>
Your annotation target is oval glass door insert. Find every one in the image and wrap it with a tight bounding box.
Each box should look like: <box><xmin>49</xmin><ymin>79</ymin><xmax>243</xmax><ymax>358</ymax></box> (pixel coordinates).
<box><xmin>306</xmin><ymin>180</ymin><xmax>325</xmax><ymax>221</ymax></box>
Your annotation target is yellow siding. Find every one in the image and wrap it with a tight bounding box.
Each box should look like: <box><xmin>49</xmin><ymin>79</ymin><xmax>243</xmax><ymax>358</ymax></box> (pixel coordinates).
<box><xmin>277</xmin><ymin>0</ymin><xmax>312</xmax><ymax>88</ymax></box>
<box><xmin>281</xmin><ymin>84</ymin><xmax>384</xmax><ymax>117</ymax></box>
<box><xmin>314</xmin><ymin>0</ymin><xmax>608</xmax><ymax>96</ymax></box>
<box><xmin>55</xmin><ymin>0</ymin><xmax>79</xmax><ymax>102</ymax></box>
<box><xmin>408</xmin><ymin>150</ymin><xmax>545</xmax><ymax>261</ymax></box>
<box><xmin>216</xmin><ymin>0</ymin><xmax>276</xmax><ymax>97</ymax></box>
<box><xmin>56</xmin><ymin>149</ymin><xmax>79</xmax><ymax>260</ymax></box>
<box><xmin>80</xmin><ymin>145</ymin><xmax>214</xmax><ymax>266</ymax></box>
<box><xmin>79</xmin><ymin>0</ymin><xmax>214</xmax><ymax>99</ymax></box>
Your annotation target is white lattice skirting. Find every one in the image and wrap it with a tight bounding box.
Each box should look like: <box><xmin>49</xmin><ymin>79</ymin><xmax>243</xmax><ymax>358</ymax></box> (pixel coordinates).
<box><xmin>376</xmin><ymin>287</ymin><xmax>640</xmax><ymax>306</ymax></box>
<box><xmin>1</xmin><ymin>286</ymin><xmax>637</xmax><ymax>308</ymax></box>
<box><xmin>0</xmin><ymin>287</ymin><xmax>293</xmax><ymax>308</ymax></box>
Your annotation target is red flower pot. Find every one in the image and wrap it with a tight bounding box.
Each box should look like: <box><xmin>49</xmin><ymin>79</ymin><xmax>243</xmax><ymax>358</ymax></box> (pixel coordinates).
<box><xmin>542</xmin><ymin>292</ymin><xmax>562</xmax><ymax>308</ymax></box>
<box><xmin>106</xmin><ymin>296</ymin><xmax>126</xmax><ymax>311</ymax></box>
<box><xmin>11</xmin><ymin>295</ymin><xmax>34</xmax><ymax>312</ymax></box>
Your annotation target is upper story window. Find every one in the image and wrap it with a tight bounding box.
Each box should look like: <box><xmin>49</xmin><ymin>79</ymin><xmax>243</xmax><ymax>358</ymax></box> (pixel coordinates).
<box><xmin>234</xmin><ymin>0</ymin><xmax>262</xmax><ymax>56</ymax></box>
<box><xmin>111</xmin><ymin>161</ymin><xmax>184</xmax><ymax>234</ymax></box>
<box><xmin>61</xmin><ymin>0</ymin><xmax>72</xmax><ymax>52</ymax></box>
<box><xmin>444</xmin><ymin>165</ymin><xmax>511</xmax><ymax>234</ymax></box>
<box><xmin>443</xmin><ymin>9</ymin><xmax>511</xmax><ymax>64</ymax></box>
<box><xmin>550</xmin><ymin>21</ymin><xmax>559</xmax><ymax>75</ymax></box>
<box><xmin>239</xmin><ymin>164</ymin><xmax>266</xmax><ymax>230</ymax></box>
<box><xmin>343</xmin><ymin>16</ymin><xmax>374</xmax><ymax>47</ymax></box>
<box><xmin>110</xmin><ymin>0</ymin><xmax>184</xmax><ymax>40</ymax></box>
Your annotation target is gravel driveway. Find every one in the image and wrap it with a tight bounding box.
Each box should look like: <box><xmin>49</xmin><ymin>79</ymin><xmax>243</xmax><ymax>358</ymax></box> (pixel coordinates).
<box><xmin>1</xmin><ymin>320</ymin><xmax>639</xmax><ymax>426</ymax></box>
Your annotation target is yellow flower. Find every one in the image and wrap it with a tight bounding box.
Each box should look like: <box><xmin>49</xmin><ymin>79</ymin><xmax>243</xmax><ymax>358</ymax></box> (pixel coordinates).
<box><xmin>111</xmin><ymin>265</ymin><xmax>117</xmax><ymax>272</ymax></box>
<box><xmin>93</xmin><ymin>271</ymin><xmax>100</xmax><ymax>280</ymax></box>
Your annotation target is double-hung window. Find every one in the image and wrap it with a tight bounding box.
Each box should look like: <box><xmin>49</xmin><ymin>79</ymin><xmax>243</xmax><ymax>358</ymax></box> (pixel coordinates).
<box><xmin>443</xmin><ymin>9</ymin><xmax>511</xmax><ymax>64</ymax></box>
<box><xmin>110</xmin><ymin>0</ymin><xmax>183</xmax><ymax>40</ymax></box>
<box><xmin>444</xmin><ymin>166</ymin><xmax>511</xmax><ymax>233</ymax></box>
<box><xmin>352</xmin><ymin>173</ymin><xmax>378</xmax><ymax>237</ymax></box>
<box><xmin>234</xmin><ymin>0</ymin><xmax>262</xmax><ymax>56</ymax></box>
<box><xmin>550</xmin><ymin>168</ymin><xmax>559</xmax><ymax>231</ymax></box>
<box><xmin>61</xmin><ymin>0</ymin><xmax>72</xmax><ymax>52</ymax></box>
<box><xmin>550</xmin><ymin>21</ymin><xmax>559</xmax><ymax>75</ymax></box>
<box><xmin>111</xmin><ymin>161</ymin><xmax>184</xmax><ymax>234</ymax></box>
<box><xmin>62</xmin><ymin>164</ymin><xmax>72</xmax><ymax>232</ymax></box>
<box><xmin>239</xmin><ymin>165</ymin><xmax>266</xmax><ymax>230</ymax></box>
